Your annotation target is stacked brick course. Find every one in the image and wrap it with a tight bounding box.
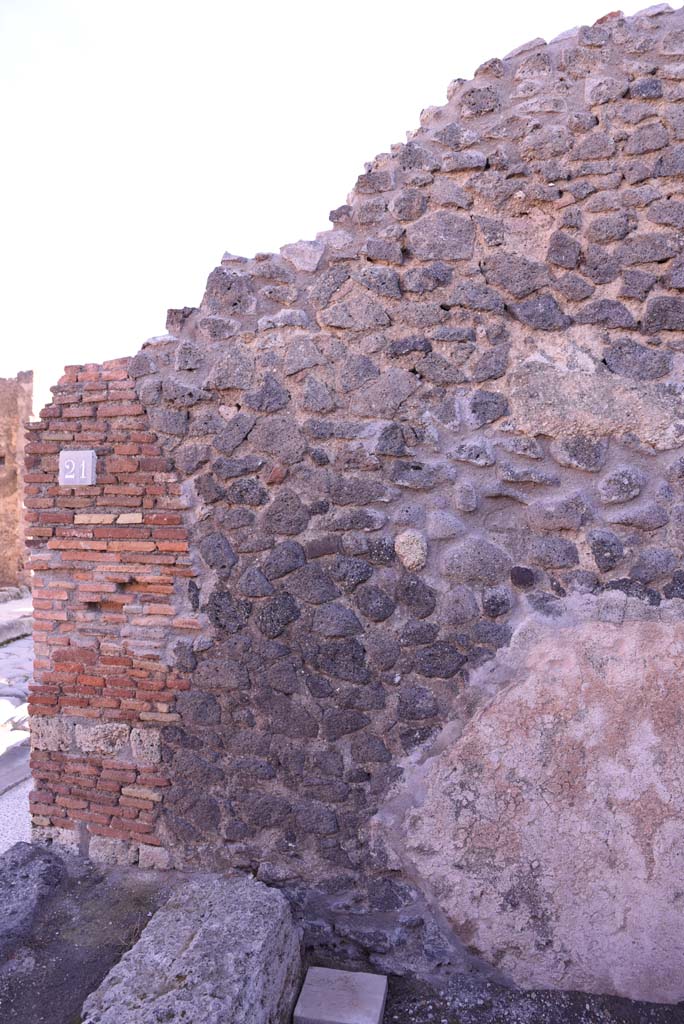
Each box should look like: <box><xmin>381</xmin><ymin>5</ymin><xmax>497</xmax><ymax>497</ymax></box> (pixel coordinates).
<box><xmin>25</xmin><ymin>359</ymin><xmax>197</xmax><ymax>865</ymax></box>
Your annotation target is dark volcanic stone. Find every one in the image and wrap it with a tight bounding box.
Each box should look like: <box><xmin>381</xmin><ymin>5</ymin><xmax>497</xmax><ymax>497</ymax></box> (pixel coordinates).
<box><xmin>330</xmin><ymin>476</ymin><xmax>388</xmax><ymax>505</ymax></box>
<box><xmin>618</xmin><ymin>233</ymin><xmax>680</xmax><ymax>265</ymax></box>
<box><xmin>176</xmin><ymin>691</ymin><xmax>220</xmax><ymax>725</ymax></box>
<box><xmin>586</xmin><ymin>212</ymin><xmax>635</xmax><ymax>244</ymax></box>
<box><xmin>413</xmin><ymin>642</ymin><xmax>466</xmax><ymax>679</ymax></box>
<box><xmin>387</xmin><ymin>337</ymin><xmax>431</xmax><ymax>360</ymax></box>
<box><xmin>603</xmin><ymin>578</ymin><xmax>661</xmax><ymax>606</ymax></box>
<box><xmin>263</xmin><ymin>491</ymin><xmax>310</xmax><ymax>535</ymax></box>
<box><xmin>244</xmin><ymin>794</ymin><xmax>292</xmax><ymax>828</ymax></box>
<box><xmin>581</xmin><ymin>246</ymin><xmax>620</xmax><ymax>285</ymax></box>
<box><xmin>629</xmin><ymin>77</ymin><xmax>663</xmax><ymax>100</ymax></box>
<box><xmin>194</xmin><ymin>474</ymin><xmax>225</xmax><ymax>504</ymax></box>
<box><xmin>396</xmin><ymin>574</ymin><xmax>437</xmax><ymax>618</ymax></box>
<box><xmin>648</xmin><ymin>200</ymin><xmax>684</xmax><ymax>229</ymax></box>
<box><xmin>509</xmin><ymin>294</ymin><xmax>572</xmax><ymax>331</ymax></box>
<box><xmin>511</xmin><ymin>565</ymin><xmax>536</xmax><ymax>589</ymax></box>
<box><xmin>405</xmin><ymin>211</ymin><xmax>475</xmax><ymax>261</ymax></box>
<box><xmin>664</xmin><ymin>256</ymin><xmax>684</xmax><ymax>290</ymax></box>
<box><xmin>470</xmin><ymin>620</ymin><xmax>512</xmax><ymax>648</ymax></box>
<box><xmin>256</xmin><ymin>593</ymin><xmax>300</xmax><ymax>638</ymax></box>
<box><xmin>468</xmin><ymin>390</ymin><xmax>509</xmax><ymax>427</ymax></box>
<box><xmin>389</xmin><ymin>189</ymin><xmax>428</xmax><ymax>222</ymax></box>
<box><xmin>664</xmin><ymin>571</ymin><xmax>684</xmax><ymax>599</ymax></box>
<box><xmin>351</xmin><ymin>733</ymin><xmax>392</xmax><ymax>763</ymax></box>
<box><xmin>483</xmin><ymin>585</ymin><xmax>514</xmax><ymax>617</ymax></box>
<box><xmin>355</xmin><ymin>584</ymin><xmax>396</xmax><ymax>622</ymax></box>
<box><xmin>213</xmin><ymin>455</ymin><xmax>265</xmax><ymax>480</ymax></box>
<box><xmin>391</xmin><ymin>461</ymin><xmax>443</xmax><ymax>490</ymax></box>
<box><xmin>462</xmin><ymin>85</ymin><xmax>500</xmax><ymax>115</ymax></box>
<box><xmin>244</xmin><ymin>374</ymin><xmax>290</xmax><ymax>412</ymax></box>
<box><xmin>448</xmin><ymin>281</ymin><xmax>505</xmax><ymax>313</ymax></box>
<box><xmin>643</xmin><ymin>296</ymin><xmax>684</xmax><ymax>333</ymax></box>
<box><xmin>550</xmin><ymin>436</ymin><xmax>608</xmax><ymax>472</ymax></box>
<box><xmin>398</xmin><ymin>684</ymin><xmax>439</xmax><ymax>720</ymax></box>
<box><xmin>331</xmin><ymin>556</ymin><xmax>374</xmax><ymax>590</ymax></box>
<box><xmin>0</xmin><ymin>843</ymin><xmax>65</xmax><ymax>960</ymax></box>
<box><xmin>608</xmin><ymin>503</ymin><xmax>669</xmax><ymax>531</ymax></box>
<box><xmin>316</xmin><ymin>639</ymin><xmax>369</xmax><ymax>683</ymax></box>
<box><xmin>313</xmin><ymin>603</ymin><xmax>363</xmax><ymax>637</ymax></box>
<box><xmin>288</xmin><ymin>565</ymin><xmax>340</xmax><ymax>604</ymax></box>
<box><xmin>482</xmin><ymin>253</ymin><xmax>548</xmax><ymax>298</ymax></box>
<box><xmin>368</xmin><ymin>538</ymin><xmax>396</xmax><ymax>565</ymax></box>
<box><xmin>588</xmin><ymin>528</ymin><xmax>625</xmax><ymax>572</ymax></box>
<box><xmin>470</xmin><ymin>346</ymin><xmax>510</xmax><ymax>382</ymax></box>
<box><xmin>295</xmin><ymin>802</ymin><xmax>339</xmax><ymax>835</ymax></box>
<box><xmin>323</xmin><ymin>708</ymin><xmax>370</xmax><ymax>740</ymax></box>
<box><xmin>375</xmin><ymin>422</ymin><xmax>408</xmax><ymax>455</ymax></box>
<box><xmin>547</xmin><ymin>231</ymin><xmax>582</xmax><ymax>269</ymax></box>
<box><xmin>224</xmin><ymin>478</ymin><xmax>269</xmax><ymax>506</ymax></box>
<box><xmin>526</xmin><ymin>592</ymin><xmax>564</xmax><ymax>618</ymax></box>
<box><xmin>262</xmin><ymin>541</ymin><xmax>306</xmax><ymax>580</ymax></box>
<box><xmin>619</xmin><ymin>269</ymin><xmax>657</xmax><ymax>301</ymax></box>
<box><xmin>526</xmin><ymin>536</ymin><xmax>579</xmax><ymax>569</ymax></box>
<box><xmin>402</xmin><ymin>263</ymin><xmax>452</xmax><ymax>293</ymax></box>
<box><xmin>199</xmin><ymin>533</ymin><xmax>237</xmax><ymax>574</ymax></box>
<box><xmin>630</xmin><ymin>547</ymin><xmax>678</xmax><ymax>584</ymax></box>
<box><xmin>574</xmin><ymin>300</ymin><xmax>636</xmax><ymax>329</ymax></box>
<box><xmin>555</xmin><ymin>273</ymin><xmax>595</xmax><ymax>301</ymax></box>
<box><xmin>206</xmin><ymin>591</ymin><xmax>251</xmax><ymax>633</ymax></box>
<box><xmin>270</xmin><ymin>695</ymin><xmax>319</xmax><ymax>738</ymax></box>
<box><xmin>176</xmin><ymin>445</ymin><xmax>210</xmax><ymax>474</ymax></box>
<box><xmin>215</xmin><ymin>412</ymin><xmax>256</xmax><ymax>455</ymax></box>
<box><xmin>303</xmin><ymin>376</ymin><xmax>336</xmax><ymax>413</ymax></box>
<box><xmin>400</xmin><ymin>620</ymin><xmax>440</xmax><ymax>645</ymax></box>
<box><xmin>604</xmin><ymin>339</ymin><xmax>672</xmax><ymax>380</ymax></box>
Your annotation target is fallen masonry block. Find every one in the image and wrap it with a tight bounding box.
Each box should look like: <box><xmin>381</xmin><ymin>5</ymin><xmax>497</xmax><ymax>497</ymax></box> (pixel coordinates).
<box><xmin>81</xmin><ymin>875</ymin><xmax>302</xmax><ymax>1024</ymax></box>
<box><xmin>294</xmin><ymin>966</ymin><xmax>388</xmax><ymax>1024</ymax></box>
<box><xmin>81</xmin><ymin>872</ymin><xmax>301</xmax><ymax>1024</ymax></box>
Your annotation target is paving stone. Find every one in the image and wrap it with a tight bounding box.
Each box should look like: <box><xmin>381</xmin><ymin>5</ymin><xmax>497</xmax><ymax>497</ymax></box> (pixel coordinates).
<box><xmin>294</xmin><ymin>966</ymin><xmax>387</xmax><ymax>1024</ymax></box>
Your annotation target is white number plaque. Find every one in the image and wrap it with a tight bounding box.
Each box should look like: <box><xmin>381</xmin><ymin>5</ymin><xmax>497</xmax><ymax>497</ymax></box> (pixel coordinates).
<box><xmin>59</xmin><ymin>450</ymin><xmax>97</xmax><ymax>486</ymax></box>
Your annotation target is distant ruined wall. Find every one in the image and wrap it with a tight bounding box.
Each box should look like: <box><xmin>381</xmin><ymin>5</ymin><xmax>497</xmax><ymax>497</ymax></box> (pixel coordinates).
<box><xmin>27</xmin><ymin>4</ymin><xmax>684</xmax><ymax>1001</ymax></box>
<box><xmin>0</xmin><ymin>371</ymin><xmax>33</xmax><ymax>586</ymax></box>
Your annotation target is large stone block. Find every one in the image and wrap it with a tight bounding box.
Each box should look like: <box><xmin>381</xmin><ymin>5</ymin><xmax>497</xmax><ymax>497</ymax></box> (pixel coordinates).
<box><xmin>81</xmin><ymin>876</ymin><xmax>302</xmax><ymax>1024</ymax></box>
<box><xmin>294</xmin><ymin>966</ymin><xmax>388</xmax><ymax>1024</ymax></box>
<box><xmin>508</xmin><ymin>361</ymin><xmax>684</xmax><ymax>450</ymax></box>
<box><xmin>384</xmin><ymin>618</ymin><xmax>684</xmax><ymax>1003</ymax></box>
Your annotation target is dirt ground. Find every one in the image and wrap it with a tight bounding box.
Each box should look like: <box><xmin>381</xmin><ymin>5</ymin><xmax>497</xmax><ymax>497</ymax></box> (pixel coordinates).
<box><xmin>0</xmin><ymin>851</ymin><xmax>173</xmax><ymax>1024</ymax></box>
<box><xmin>385</xmin><ymin>975</ymin><xmax>684</xmax><ymax>1024</ymax></box>
<box><xmin>2</xmin><ymin>841</ymin><xmax>683</xmax><ymax>1024</ymax></box>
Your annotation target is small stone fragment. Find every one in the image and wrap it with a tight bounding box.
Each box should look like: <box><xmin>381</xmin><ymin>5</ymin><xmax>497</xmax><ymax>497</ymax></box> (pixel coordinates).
<box><xmin>395</xmin><ymin>529</ymin><xmax>428</xmax><ymax>571</ymax></box>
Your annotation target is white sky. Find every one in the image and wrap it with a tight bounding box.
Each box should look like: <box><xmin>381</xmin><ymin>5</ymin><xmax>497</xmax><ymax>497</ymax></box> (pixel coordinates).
<box><xmin>1</xmin><ymin>0</ymin><xmax>649</xmax><ymax>413</ymax></box>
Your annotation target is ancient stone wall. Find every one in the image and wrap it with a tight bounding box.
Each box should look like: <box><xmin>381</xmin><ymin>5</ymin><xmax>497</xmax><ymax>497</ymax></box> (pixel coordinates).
<box><xmin>28</xmin><ymin>4</ymin><xmax>684</xmax><ymax>1000</ymax></box>
<box><xmin>0</xmin><ymin>371</ymin><xmax>33</xmax><ymax>586</ymax></box>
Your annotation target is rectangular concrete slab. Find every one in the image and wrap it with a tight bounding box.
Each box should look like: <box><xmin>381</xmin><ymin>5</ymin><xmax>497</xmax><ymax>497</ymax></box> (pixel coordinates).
<box><xmin>294</xmin><ymin>966</ymin><xmax>387</xmax><ymax>1024</ymax></box>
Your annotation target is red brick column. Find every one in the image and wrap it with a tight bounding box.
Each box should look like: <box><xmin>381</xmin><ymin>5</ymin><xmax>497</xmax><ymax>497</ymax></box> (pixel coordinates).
<box><xmin>25</xmin><ymin>358</ymin><xmax>197</xmax><ymax>867</ymax></box>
